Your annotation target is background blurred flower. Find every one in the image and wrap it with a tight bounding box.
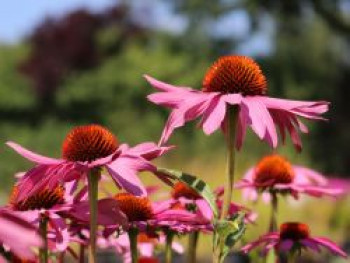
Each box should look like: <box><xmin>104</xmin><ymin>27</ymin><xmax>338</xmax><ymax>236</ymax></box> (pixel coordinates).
<box><xmin>236</xmin><ymin>154</ymin><xmax>342</xmax><ymax>202</ymax></box>
<box><xmin>242</xmin><ymin>222</ymin><xmax>347</xmax><ymax>258</ymax></box>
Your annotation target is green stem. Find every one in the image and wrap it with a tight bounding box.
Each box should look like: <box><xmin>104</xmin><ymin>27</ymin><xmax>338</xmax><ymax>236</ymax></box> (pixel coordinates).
<box><xmin>128</xmin><ymin>228</ymin><xmax>139</xmax><ymax>263</ymax></box>
<box><xmin>287</xmin><ymin>252</ymin><xmax>296</xmax><ymax>263</ymax></box>
<box><xmin>165</xmin><ymin>232</ymin><xmax>174</xmax><ymax>263</ymax></box>
<box><xmin>220</xmin><ymin>106</ymin><xmax>238</xmax><ymax>220</ymax></box>
<box><xmin>39</xmin><ymin>217</ymin><xmax>48</xmax><ymax>263</ymax></box>
<box><xmin>187</xmin><ymin>231</ymin><xmax>199</xmax><ymax>263</ymax></box>
<box><xmin>79</xmin><ymin>244</ymin><xmax>85</xmax><ymax>263</ymax></box>
<box><xmin>269</xmin><ymin>193</ymin><xmax>278</xmax><ymax>232</ymax></box>
<box><xmin>88</xmin><ymin>169</ymin><xmax>99</xmax><ymax>263</ymax></box>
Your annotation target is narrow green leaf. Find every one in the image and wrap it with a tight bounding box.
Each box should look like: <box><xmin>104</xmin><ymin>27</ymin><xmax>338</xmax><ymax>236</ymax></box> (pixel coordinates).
<box><xmin>157</xmin><ymin>167</ymin><xmax>219</xmax><ymax>217</ymax></box>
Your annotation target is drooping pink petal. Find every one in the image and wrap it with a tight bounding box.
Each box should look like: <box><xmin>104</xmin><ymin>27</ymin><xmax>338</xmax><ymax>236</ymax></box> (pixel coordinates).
<box><xmin>125</xmin><ymin>142</ymin><xmax>173</xmax><ymax>160</ymax></box>
<box><xmin>310</xmin><ymin>237</ymin><xmax>347</xmax><ymax>258</ymax></box>
<box><xmin>241</xmin><ymin>97</ymin><xmax>278</xmax><ymax>148</ymax></box>
<box><xmin>15</xmin><ymin>163</ymin><xmax>85</xmax><ymax>202</ymax></box>
<box><xmin>200</xmin><ymin>95</ymin><xmax>227</xmax><ymax>135</ymax></box>
<box><xmin>6</xmin><ymin>141</ymin><xmax>62</xmax><ymax>165</ymax></box>
<box><xmin>106</xmin><ymin>156</ymin><xmax>152</xmax><ymax>196</ymax></box>
<box><xmin>67</xmin><ymin>198</ymin><xmax>128</xmax><ymax>227</ymax></box>
<box><xmin>0</xmin><ymin>210</ymin><xmax>42</xmax><ymax>259</ymax></box>
<box><xmin>293</xmin><ymin>166</ymin><xmax>328</xmax><ymax>185</ymax></box>
<box><xmin>144</xmin><ymin>75</ymin><xmax>191</xmax><ymax>93</ymax></box>
<box><xmin>159</xmin><ymin>93</ymin><xmax>215</xmax><ymax>144</ymax></box>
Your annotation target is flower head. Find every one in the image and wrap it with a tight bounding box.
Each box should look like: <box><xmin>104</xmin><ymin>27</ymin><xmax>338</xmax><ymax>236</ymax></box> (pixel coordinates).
<box><xmin>9</xmin><ymin>185</ymin><xmax>65</xmax><ymax>211</ymax></box>
<box><xmin>146</xmin><ymin>55</ymin><xmax>329</xmax><ymax>150</ymax></box>
<box><xmin>236</xmin><ymin>154</ymin><xmax>343</xmax><ymax>202</ymax></box>
<box><xmin>62</xmin><ymin>124</ymin><xmax>118</xmax><ymax>162</ymax></box>
<box><xmin>114</xmin><ymin>193</ymin><xmax>153</xmax><ymax>222</ymax></box>
<box><xmin>242</xmin><ymin>221</ymin><xmax>347</xmax><ymax>258</ymax></box>
<box><xmin>202</xmin><ymin>55</ymin><xmax>267</xmax><ymax>95</ymax></box>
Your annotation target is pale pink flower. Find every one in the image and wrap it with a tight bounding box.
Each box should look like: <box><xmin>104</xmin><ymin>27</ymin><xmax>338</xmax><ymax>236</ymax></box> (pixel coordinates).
<box><xmin>236</xmin><ymin>154</ymin><xmax>342</xmax><ymax>202</ymax></box>
<box><xmin>241</xmin><ymin>222</ymin><xmax>347</xmax><ymax>258</ymax></box>
<box><xmin>7</xmin><ymin>124</ymin><xmax>171</xmax><ymax>202</ymax></box>
<box><xmin>145</xmin><ymin>55</ymin><xmax>329</xmax><ymax>151</ymax></box>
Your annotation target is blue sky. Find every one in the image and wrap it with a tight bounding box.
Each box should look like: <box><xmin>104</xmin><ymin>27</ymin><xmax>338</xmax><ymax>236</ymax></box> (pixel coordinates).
<box><xmin>0</xmin><ymin>0</ymin><xmax>272</xmax><ymax>55</ymax></box>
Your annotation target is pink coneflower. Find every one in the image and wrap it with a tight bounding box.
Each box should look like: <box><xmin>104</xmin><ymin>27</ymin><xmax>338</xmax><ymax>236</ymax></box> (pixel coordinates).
<box><xmin>7</xmin><ymin>124</ymin><xmax>171</xmax><ymax>201</ymax></box>
<box><xmin>7</xmin><ymin>182</ymin><xmax>75</xmax><ymax>253</ymax></box>
<box><xmin>109</xmin><ymin>193</ymin><xmax>209</xmax><ymax>233</ymax></box>
<box><xmin>236</xmin><ymin>154</ymin><xmax>342</xmax><ymax>202</ymax></box>
<box><xmin>241</xmin><ymin>222</ymin><xmax>347</xmax><ymax>259</ymax></box>
<box><xmin>99</xmin><ymin>193</ymin><xmax>207</xmax><ymax>263</ymax></box>
<box><xmin>0</xmin><ymin>210</ymin><xmax>42</xmax><ymax>261</ymax></box>
<box><xmin>146</xmin><ymin>55</ymin><xmax>329</xmax><ymax>151</ymax></box>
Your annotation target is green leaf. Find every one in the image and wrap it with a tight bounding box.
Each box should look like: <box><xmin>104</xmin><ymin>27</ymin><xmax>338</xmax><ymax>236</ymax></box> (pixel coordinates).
<box><xmin>213</xmin><ymin>212</ymin><xmax>246</xmax><ymax>263</ymax></box>
<box><xmin>156</xmin><ymin>167</ymin><xmax>219</xmax><ymax>218</ymax></box>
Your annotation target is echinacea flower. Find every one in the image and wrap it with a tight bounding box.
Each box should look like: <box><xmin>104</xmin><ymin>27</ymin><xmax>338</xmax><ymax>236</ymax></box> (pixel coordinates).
<box><xmin>236</xmin><ymin>154</ymin><xmax>342</xmax><ymax>202</ymax></box>
<box><xmin>7</xmin><ymin>182</ymin><xmax>77</xmax><ymax>252</ymax></box>
<box><xmin>7</xmin><ymin>124</ymin><xmax>171</xmax><ymax>201</ymax></box>
<box><xmin>0</xmin><ymin>210</ymin><xmax>42</xmax><ymax>260</ymax></box>
<box><xmin>241</xmin><ymin>222</ymin><xmax>347</xmax><ymax>258</ymax></box>
<box><xmin>145</xmin><ymin>55</ymin><xmax>329</xmax><ymax>150</ymax></box>
<box><xmin>102</xmin><ymin>193</ymin><xmax>212</xmax><ymax>236</ymax></box>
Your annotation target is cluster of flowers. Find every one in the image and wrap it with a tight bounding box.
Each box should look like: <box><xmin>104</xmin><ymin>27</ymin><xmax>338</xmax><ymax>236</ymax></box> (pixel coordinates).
<box><xmin>0</xmin><ymin>55</ymin><xmax>348</xmax><ymax>263</ymax></box>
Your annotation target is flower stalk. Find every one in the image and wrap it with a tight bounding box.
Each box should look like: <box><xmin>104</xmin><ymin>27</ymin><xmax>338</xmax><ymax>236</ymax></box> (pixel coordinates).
<box><xmin>165</xmin><ymin>231</ymin><xmax>174</xmax><ymax>263</ymax></box>
<box><xmin>220</xmin><ymin>106</ymin><xmax>238</xmax><ymax>220</ymax></box>
<box><xmin>128</xmin><ymin>228</ymin><xmax>139</xmax><ymax>263</ymax></box>
<box><xmin>39</xmin><ymin>216</ymin><xmax>48</xmax><ymax>263</ymax></box>
<box><xmin>187</xmin><ymin>231</ymin><xmax>199</xmax><ymax>263</ymax></box>
<box><xmin>88</xmin><ymin>168</ymin><xmax>100</xmax><ymax>263</ymax></box>
<box><xmin>79</xmin><ymin>244</ymin><xmax>85</xmax><ymax>263</ymax></box>
<box><xmin>269</xmin><ymin>193</ymin><xmax>278</xmax><ymax>232</ymax></box>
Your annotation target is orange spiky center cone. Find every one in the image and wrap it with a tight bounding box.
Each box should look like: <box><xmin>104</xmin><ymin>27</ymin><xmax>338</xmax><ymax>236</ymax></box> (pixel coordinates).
<box><xmin>114</xmin><ymin>193</ymin><xmax>153</xmax><ymax>222</ymax></box>
<box><xmin>202</xmin><ymin>55</ymin><xmax>267</xmax><ymax>96</ymax></box>
<box><xmin>62</xmin><ymin>124</ymin><xmax>118</xmax><ymax>162</ymax></box>
<box><xmin>253</xmin><ymin>154</ymin><xmax>295</xmax><ymax>186</ymax></box>
<box><xmin>171</xmin><ymin>182</ymin><xmax>201</xmax><ymax>200</ymax></box>
<box><xmin>280</xmin><ymin>222</ymin><xmax>310</xmax><ymax>241</ymax></box>
<box><xmin>9</xmin><ymin>185</ymin><xmax>65</xmax><ymax>211</ymax></box>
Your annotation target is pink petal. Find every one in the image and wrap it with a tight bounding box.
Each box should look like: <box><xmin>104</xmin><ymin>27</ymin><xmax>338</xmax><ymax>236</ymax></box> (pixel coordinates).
<box><xmin>241</xmin><ymin>97</ymin><xmax>278</xmax><ymax>148</ymax></box>
<box><xmin>159</xmin><ymin>94</ymin><xmax>212</xmax><ymax>144</ymax></box>
<box><xmin>6</xmin><ymin>141</ymin><xmax>62</xmax><ymax>165</ymax></box>
<box><xmin>144</xmin><ymin>75</ymin><xmax>191</xmax><ymax>92</ymax></box>
<box><xmin>310</xmin><ymin>237</ymin><xmax>347</xmax><ymax>258</ymax></box>
<box><xmin>0</xmin><ymin>211</ymin><xmax>43</xmax><ymax>259</ymax></box>
<box><xmin>125</xmin><ymin>142</ymin><xmax>172</xmax><ymax>160</ymax></box>
<box><xmin>106</xmin><ymin>156</ymin><xmax>151</xmax><ymax>196</ymax></box>
<box><xmin>201</xmin><ymin>95</ymin><xmax>227</xmax><ymax>135</ymax></box>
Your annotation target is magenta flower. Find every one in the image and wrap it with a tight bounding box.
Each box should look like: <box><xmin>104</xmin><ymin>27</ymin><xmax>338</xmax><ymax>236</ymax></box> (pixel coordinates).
<box><xmin>241</xmin><ymin>222</ymin><xmax>347</xmax><ymax>258</ymax></box>
<box><xmin>7</xmin><ymin>124</ymin><xmax>171</xmax><ymax>201</ymax></box>
<box><xmin>145</xmin><ymin>55</ymin><xmax>329</xmax><ymax>150</ymax></box>
<box><xmin>235</xmin><ymin>154</ymin><xmax>342</xmax><ymax>202</ymax></box>
<box><xmin>0</xmin><ymin>210</ymin><xmax>42</xmax><ymax>260</ymax></box>
<box><xmin>6</xmin><ymin>181</ymin><xmax>82</xmax><ymax>252</ymax></box>
<box><xmin>102</xmin><ymin>193</ymin><xmax>212</xmax><ymax>236</ymax></box>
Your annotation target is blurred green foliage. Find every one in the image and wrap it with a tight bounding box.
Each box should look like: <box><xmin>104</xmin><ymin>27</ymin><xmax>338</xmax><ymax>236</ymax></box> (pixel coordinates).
<box><xmin>0</xmin><ymin>0</ymin><xmax>349</xmax><ymax>188</ymax></box>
